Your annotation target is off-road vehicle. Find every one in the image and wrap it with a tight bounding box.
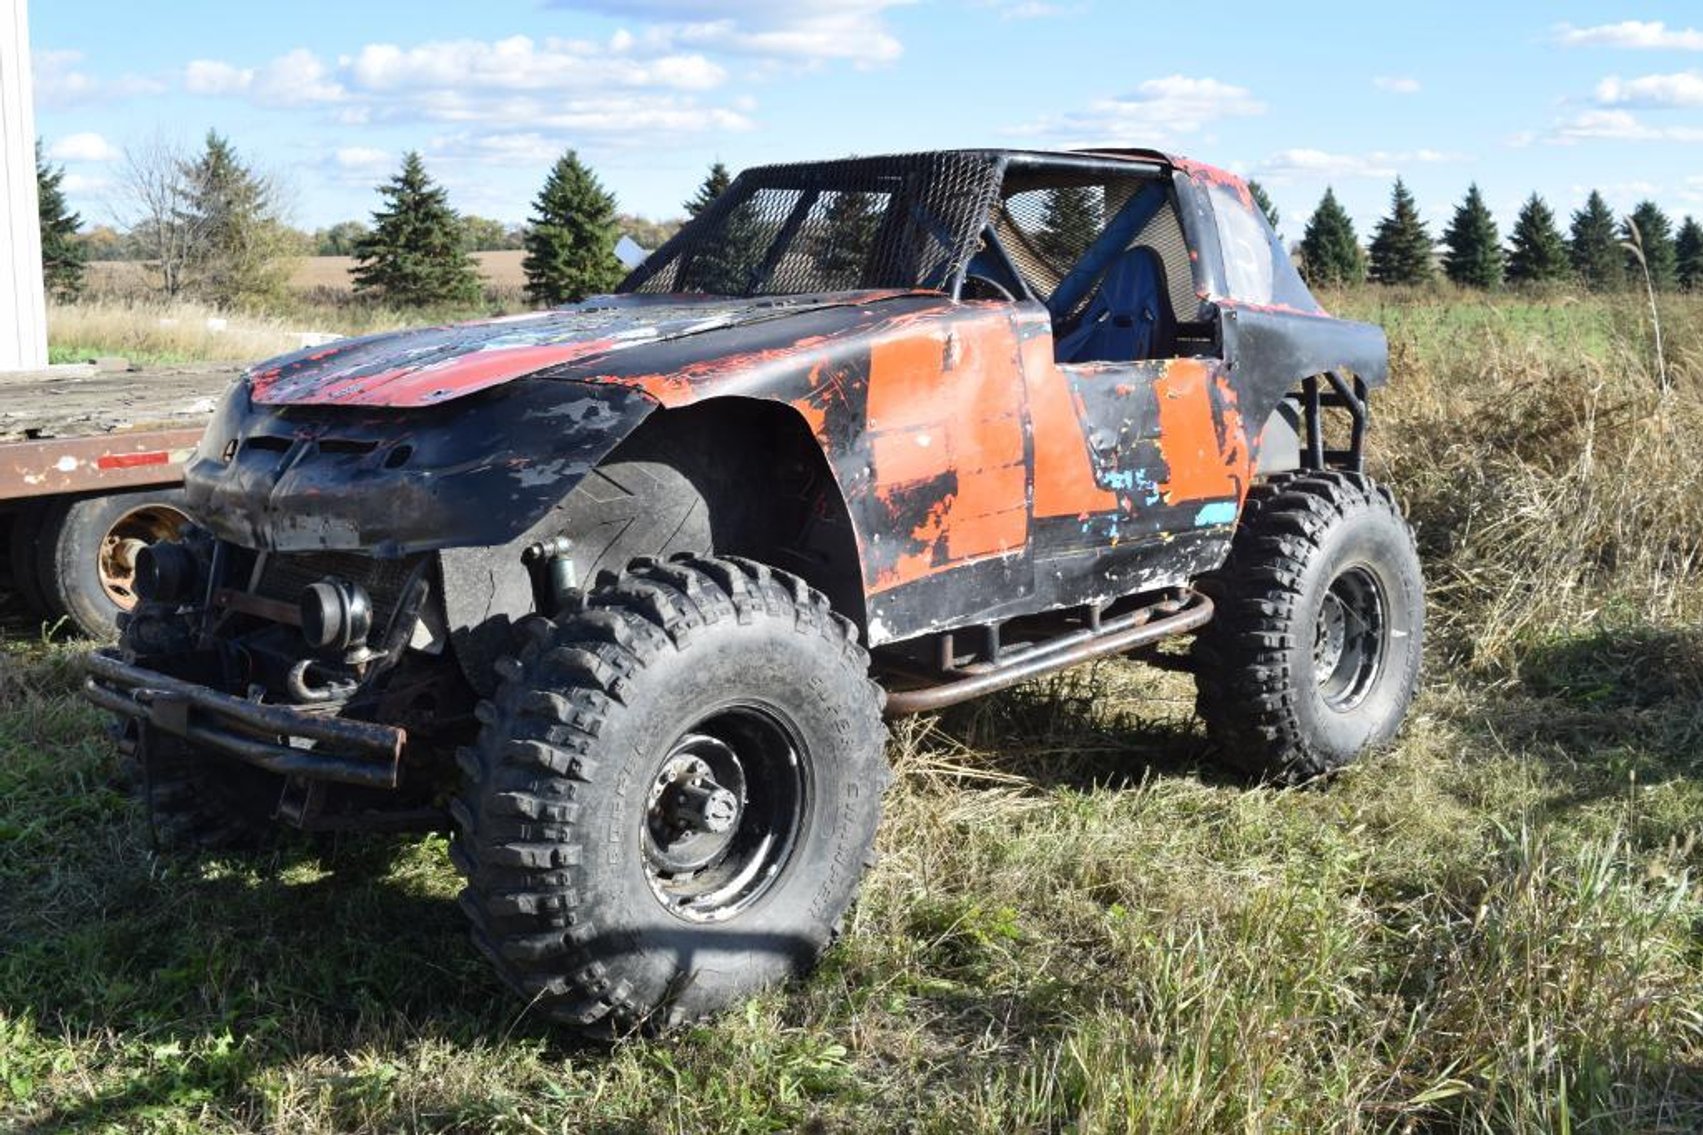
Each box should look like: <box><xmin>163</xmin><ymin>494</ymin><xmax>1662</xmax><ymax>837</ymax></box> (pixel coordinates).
<box><xmin>86</xmin><ymin>149</ymin><xmax>1424</xmax><ymax>1031</ymax></box>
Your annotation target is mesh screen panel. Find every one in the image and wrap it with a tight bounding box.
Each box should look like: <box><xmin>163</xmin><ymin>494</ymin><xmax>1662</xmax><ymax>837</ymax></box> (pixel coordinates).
<box><xmin>625</xmin><ymin>153</ymin><xmax>1003</xmax><ymax>297</ymax></box>
<box><xmin>994</xmin><ymin>171</ymin><xmax>1199</xmax><ymax>319</ymax></box>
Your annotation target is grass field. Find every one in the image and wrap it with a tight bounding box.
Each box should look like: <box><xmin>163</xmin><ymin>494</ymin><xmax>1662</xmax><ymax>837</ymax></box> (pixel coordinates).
<box><xmin>5</xmin><ymin>288</ymin><xmax>1702</xmax><ymax>1132</ymax></box>
<box><xmin>84</xmin><ymin>252</ymin><xmax>530</xmax><ymax>298</ymax></box>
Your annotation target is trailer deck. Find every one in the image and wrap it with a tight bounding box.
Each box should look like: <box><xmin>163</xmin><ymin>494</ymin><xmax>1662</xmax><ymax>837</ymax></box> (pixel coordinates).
<box><xmin>1</xmin><ymin>364</ymin><xmax>237</xmax><ymax>499</ymax></box>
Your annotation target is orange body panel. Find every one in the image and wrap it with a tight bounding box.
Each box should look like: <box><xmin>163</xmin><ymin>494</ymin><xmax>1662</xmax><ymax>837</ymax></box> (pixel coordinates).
<box><xmin>1155</xmin><ymin>358</ymin><xmax>1251</xmax><ymax>506</ymax></box>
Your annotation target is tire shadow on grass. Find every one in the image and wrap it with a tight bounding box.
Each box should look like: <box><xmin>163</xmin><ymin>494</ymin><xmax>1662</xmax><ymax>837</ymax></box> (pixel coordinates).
<box><xmin>1434</xmin><ymin>625</ymin><xmax>1703</xmax><ymax>851</ymax></box>
<box><xmin>1499</xmin><ymin>625</ymin><xmax>1702</xmax><ymax>782</ymax></box>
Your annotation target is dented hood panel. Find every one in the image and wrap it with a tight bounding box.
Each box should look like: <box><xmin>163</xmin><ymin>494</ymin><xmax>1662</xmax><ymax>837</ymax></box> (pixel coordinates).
<box><xmin>247</xmin><ymin>292</ymin><xmax>922</xmax><ymax>408</ymax></box>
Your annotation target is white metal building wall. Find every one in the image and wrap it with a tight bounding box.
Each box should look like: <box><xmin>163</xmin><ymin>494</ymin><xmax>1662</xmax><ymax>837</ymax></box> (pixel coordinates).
<box><xmin>0</xmin><ymin>0</ymin><xmax>46</xmax><ymax>371</ymax></box>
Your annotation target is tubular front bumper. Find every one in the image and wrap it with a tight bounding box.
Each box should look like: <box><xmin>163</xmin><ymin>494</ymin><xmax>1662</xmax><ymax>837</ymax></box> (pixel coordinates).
<box><xmin>83</xmin><ymin>649</ymin><xmax>405</xmax><ymax>789</ymax></box>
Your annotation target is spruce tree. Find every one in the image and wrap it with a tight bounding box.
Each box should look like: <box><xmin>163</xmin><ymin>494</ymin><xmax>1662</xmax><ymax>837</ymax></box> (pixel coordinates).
<box><xmin>522</xmin><ymin>150</ymin><xmax>623</xmax><ymax>306</ymax></box>
<box><xmin>812</xmin><ymin>190</ymin><xmax>878</xmax><ymax>287</ymax></box>
<box><xmin>352</xmin><ymin>152</ymin><xmax>482</xmax><ymax>306</ymax></box>
<box><xmin>36</xmin><ymin>141</ymin><xmax>85</xmax><ymax>301</ymax></box>
<box><xmin>178</xmin><ymin>131</ymin><xmax>291</xmax><ymax>307</ymax></box>
<box><xmin>684</xmin><ymin>161</ymin><xmax>732</xmax><ymax>217</ymax></box>
<box><xmin>1247</xmin><ymin>178</ymin><xmax>1280</xmax><ymax>235</ymax></box>
<box><xmin>1368</xmin><ymin>178</ymin><xmax>1433</xmax><ymax>286</ymax></box>
<box><xmin>1505</xmin><ymin>193</ymin><xmax>1569</xmax><ymax>287</ymax></box>
<box><xmin>1676</xmin><ymin>216</ymin><xmax>1703</xmax><ymax>291</ymax></box>
<box><xmin>1038</xmin><ymin>185</ymin><xmax>1102</xmax><ymax>269</ymax></box>
<box><xmin>1623</xmin><ymin>200</ymin><xmax>1677</xmax><ymax>291</ymax></box>
<box><xmin>1441</xmin><ymin>183</ymin><xmax>1502</xmax><ymax>289</ymax></box>
<box><xmin>1569</xmin><ymin>190</ymin><xmax>1624</xmax><ymax>292</ymax></box>
<box><xmin>1299</xmin><ymin>187</ymin><xmax>1364</xmax><ymax>287</ymax></box>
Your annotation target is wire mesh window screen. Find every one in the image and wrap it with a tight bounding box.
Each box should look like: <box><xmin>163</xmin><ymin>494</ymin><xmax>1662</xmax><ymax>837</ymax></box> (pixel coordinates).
<box><xmin>995</xmin><ymin>173</ymin><xmax>1199</xmax><ymax>318</ymax></box>
<box><xmin>626</xmin><ymin>153</ymin><xmax>1002</xmax><ymax>297</ymax></box>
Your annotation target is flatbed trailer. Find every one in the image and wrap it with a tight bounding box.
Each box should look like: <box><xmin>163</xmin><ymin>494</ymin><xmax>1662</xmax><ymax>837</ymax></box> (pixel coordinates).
<box><xmin>1</xmin><ymin>363</ymin><xmax>238</xmax><ymax>637</ymax></box>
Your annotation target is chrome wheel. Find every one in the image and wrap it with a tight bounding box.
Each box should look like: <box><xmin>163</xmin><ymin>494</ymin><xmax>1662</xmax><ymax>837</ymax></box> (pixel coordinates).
<box><xmin>1314</xmin><ymin>564</ymin><xmax>1388</xmax><ymax>713</ymax></box>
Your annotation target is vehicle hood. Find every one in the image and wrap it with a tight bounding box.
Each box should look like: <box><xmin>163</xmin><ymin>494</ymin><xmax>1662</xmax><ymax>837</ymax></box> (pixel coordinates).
<box><xmin>247</xmin><ymin>291</ymin><xmax>925</xmax><ymax>408</ymax></box>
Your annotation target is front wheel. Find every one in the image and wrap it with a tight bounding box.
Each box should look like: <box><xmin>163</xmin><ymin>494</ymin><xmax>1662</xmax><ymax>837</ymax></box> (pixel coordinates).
<box><xmin>1191</xmin><ymin>471</ymin><xmax>1424</xmax><ymax>782</ymax></box>
<box><xmin>451</xmin><ymin>555</ymin><xmax>888</xmax><ymax>1032</ymax></box>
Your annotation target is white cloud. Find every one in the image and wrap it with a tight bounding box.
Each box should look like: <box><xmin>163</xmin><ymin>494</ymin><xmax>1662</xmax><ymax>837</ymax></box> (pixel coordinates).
<box><xmin>976</xmin><ymin>1</ymin><xmax>1080</xmax><ymax>18</ymax></box>
<box><xmin>183</xmin><ymin>35</ymin><xmax>755</xmax><ymax>147</ymax></box>
<box><xmin>184</xmin><ymin>48</ymin><xmax>346</xmax><ymax>106</ymax></box>
<box><xmin>1557</xmin><ymin>21</ymin><xmax>1703</xmax><ymax>50</ymax></box>
<box><xmin>415</xmin><ymin>93</ymin><xmax>754</xmax><ymax>139</ymax></box>
<box><xmin>34</xmin><ymin>49</ymin><xmax>98</xmax><ymax>107</ymax></box>
<box><xmin>1595</xmin><ymin>70</ymin><xmax>1703</xmax><ymax>107</ymax></box>
<box><xmin>347</xmin><ymin>36</ymin><xmax>723</xmax><ymax>93</ymax></box>
<box><xmin>429</xmin><ymin>131</ymin><xmax>575</xmax><ymax>167</ymax></box>
<box><xmin>1015</xmin><ymin>76</ymin><xmax>1265</xmax><ymax>145</ymax></box>
<box><xmin>1373</xmin><ymin>76</ymin><xmax>1421</xmax><ymax>94</ymax></box>
<box><xmin>549</xmin><ymin>0</ymin><xmax>911</xmax><ymax>64</ymax></box>
<box><xmin>60</xmin><ymin>172</ymin><xmax>112</xmax><ymax>195</ymax></box>
<box><xmin>334</xmin><ymin>146</ymin><xmax>392</xmax><ymax>171</ymax></box>
<box><xmin>46</xmin><ymin>132</ymin><xmax>120</xmax><ymax>163</ymax></box>
<box><xmin>34</xmin><ymin>48</ymin><xmax>165</xmax><ymax>109</ymax></box>
<box><xmin>183</xmin><ymin>59</ymin><xmax>250</xmax><ymax>96</ymax></box>
<box><xmin>1544</xmin><ymin>109</ymin><xmax>1703</xmax><ymax>143</ymax></box>
<box><xmin>1256</xmin><ymin>147</ymin><xmax>1459</xmax><ymax>180</ymax></box>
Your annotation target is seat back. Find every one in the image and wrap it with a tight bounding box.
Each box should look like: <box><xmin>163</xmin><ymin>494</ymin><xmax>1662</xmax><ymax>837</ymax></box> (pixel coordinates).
<box><xmin>1054</xmin><ymin>246</ymin><xmax>1175</xmax><ymax>364</ymax></box>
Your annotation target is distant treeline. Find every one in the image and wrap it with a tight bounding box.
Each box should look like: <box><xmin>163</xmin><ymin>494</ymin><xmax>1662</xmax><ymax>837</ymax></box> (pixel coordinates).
<box><xmin>37</xmin><ymin>134</ymin><xmax>706</xmax><ymax>309</ymax></box>
<box><xmin>1268</xmin><ymin>177</ymin><xmax>1702</xmax><ymax>293</ymax></box>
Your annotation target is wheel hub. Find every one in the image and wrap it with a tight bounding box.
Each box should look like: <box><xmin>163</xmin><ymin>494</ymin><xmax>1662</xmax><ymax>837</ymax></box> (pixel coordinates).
<box><xmin>98</xmin><ymin>505</ymin><xmax>190</xmax><ymax>610</ymax></box>
<box><xmin>640</xmin><ymin>710</ymin><xmax>805</xmax><ymax>923</ymax></box>
<box><xmin>1313</xmin><ymin>565</ymin><xmax>1389</xmax><ymax>713</ymax></box>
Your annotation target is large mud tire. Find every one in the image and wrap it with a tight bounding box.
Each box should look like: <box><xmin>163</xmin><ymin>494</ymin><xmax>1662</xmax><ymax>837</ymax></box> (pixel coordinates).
<box><xmin>451</xmin><ymin>554</ymin><xmax>888</xmax><ymax>1033</ymax></box>
<box><xmin>1191</xmin><ymin>470</ymin><xmax>1424</xmax><ymax>782</ymax></box>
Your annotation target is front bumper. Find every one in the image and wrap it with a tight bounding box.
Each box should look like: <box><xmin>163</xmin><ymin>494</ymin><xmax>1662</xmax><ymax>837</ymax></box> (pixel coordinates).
<box><xmin>84</xmin><ymin>649</ymin><xmax>404</xmax><ymax>789</ymax></box>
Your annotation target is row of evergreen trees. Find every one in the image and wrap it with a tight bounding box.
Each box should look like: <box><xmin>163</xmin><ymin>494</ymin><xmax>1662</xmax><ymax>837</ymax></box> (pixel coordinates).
<box><xmin>1289</xmin><ymin>178</ymin><xmax>1703</xmax><ymax>292</ymax></box>
<box><xmin>272</xmin><ymin>147</ymin><xmax>633</xmax><ymax>308</ymax></box>
<box><xmin>35</xmin><ymin>140</ymin><xmax>671</xmax><ymax>309</ymax></box>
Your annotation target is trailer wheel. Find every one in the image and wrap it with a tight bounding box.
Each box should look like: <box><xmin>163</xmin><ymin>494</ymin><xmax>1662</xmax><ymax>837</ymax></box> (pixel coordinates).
<box><xmin>36</xmin><ymin>490</ymin><xmax>192</xmax><ymax>638</ymax></box>
<box><xmin>451</xmin><ymin>554</ymin><xmax>888</xmax><ymax>1033</ymax></box>
<box><xmin>6</xmin><ymin>503</ymin><xmax>54</xmax><ymax>618</ymax></box>
<box><xmin>1191</xmin><ymin>470</ymin><xmax>1424</xmax><ymax>783</ymax></box>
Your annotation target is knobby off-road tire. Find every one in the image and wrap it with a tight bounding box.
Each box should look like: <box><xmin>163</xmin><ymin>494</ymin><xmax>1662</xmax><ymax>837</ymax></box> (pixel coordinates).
<box><xmin>1192</xmin><ymin>470</ymin><xmax>1424</xmax><ymax>782</ymax></box>
<box><xmin>451</xmin><ymin>554</ymin><xmax>889</xmax><ymax>1033</ymax></box>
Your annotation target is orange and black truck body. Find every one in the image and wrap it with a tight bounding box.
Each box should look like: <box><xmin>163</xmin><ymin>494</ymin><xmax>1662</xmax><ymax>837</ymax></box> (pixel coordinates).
<box><xmin>85</xmin><ymin>148</ymin><xmax>1387</xmax><ymax>815</ymax></box>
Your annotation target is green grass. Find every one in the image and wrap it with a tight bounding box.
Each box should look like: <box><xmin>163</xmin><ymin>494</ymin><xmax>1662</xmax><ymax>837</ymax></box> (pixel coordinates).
<box><xmin>47</xmin><ymin>344</ymin><xmax>208</xmax><ymax>368</ymax></box>
<box><xmin>4</xmin><ymin>288</ymin><xmax>1702</xmax><ymax>1132</ymax></box>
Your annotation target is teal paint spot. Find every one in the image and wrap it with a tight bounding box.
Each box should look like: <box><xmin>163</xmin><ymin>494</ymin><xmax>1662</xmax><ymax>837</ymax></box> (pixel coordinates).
<box><xmin>1194</xmin><ymin>500</ymin><xmax>1237</xmax><ymax>527</ymax></box>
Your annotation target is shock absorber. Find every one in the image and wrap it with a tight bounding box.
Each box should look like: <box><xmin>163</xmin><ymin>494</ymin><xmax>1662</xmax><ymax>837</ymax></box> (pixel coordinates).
<box><xmin>523</xmin><ymin>535</ymin><xmax>578</xmax><ymax>614</ymax></box>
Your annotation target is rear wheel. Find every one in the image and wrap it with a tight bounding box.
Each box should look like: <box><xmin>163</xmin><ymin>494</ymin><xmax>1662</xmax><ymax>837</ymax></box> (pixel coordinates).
<box><xmin>451</xmin><ymin>554</ymin><xmax>888</xmax><ymax>1032</ymax></box>
<box><xmin>1191</xmin><ymin>471</ymin><xmax>1424</xmax><ymax>782</ymax></box>
<box><xmin>6</xmin><ymin>503</ymin><xmax>53</xmax><ymax>618</ymax></box>
<box><xmin>35</xmin><ymin>489</ymin><xmax>192</xmax><ymax>638</ymax></box>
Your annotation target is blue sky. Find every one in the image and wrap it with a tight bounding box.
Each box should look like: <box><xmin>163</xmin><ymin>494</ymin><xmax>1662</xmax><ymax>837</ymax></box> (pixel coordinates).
<box><xmin>31</xmin><ymin>2</ymin><xmax>1703</xmax><ymax>241</ymax></box>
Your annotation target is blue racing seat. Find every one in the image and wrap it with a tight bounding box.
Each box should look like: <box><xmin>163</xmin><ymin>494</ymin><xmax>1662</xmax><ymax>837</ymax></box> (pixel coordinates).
<box><xmin>1054</xmin><ymin>246</ymin><xmax>1175</xmax><ymax>364</ymax></box>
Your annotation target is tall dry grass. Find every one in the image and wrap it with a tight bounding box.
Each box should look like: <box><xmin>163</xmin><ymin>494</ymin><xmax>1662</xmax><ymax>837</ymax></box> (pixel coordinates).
<box><xmin>47</xmin><ymin>300</ymin><xmax>318</xmax><ymax>365</ymax></box>
<box><xmin>1339</xmin><ymin>289</ymin><xmax>1703</xmax><ymax>669</ymax></box>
